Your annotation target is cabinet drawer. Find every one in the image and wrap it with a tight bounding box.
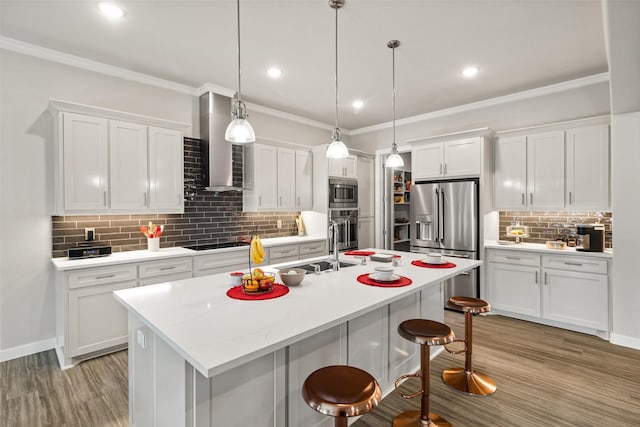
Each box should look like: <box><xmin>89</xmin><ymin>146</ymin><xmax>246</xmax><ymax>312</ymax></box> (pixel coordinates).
<box><xmin>138</xmin><ymin>257</ymin><xmax>192</xmax><ymax>279</ymax></box>
<box><xmin>67</xmin><ymin>264</ymin><xmax>137</xmax><ymax>289</ymax></box>
<box><xmin>194</xmin><ymin>250</ymin><xmax>248</xmax><ymax>272</ymax></box>
<box><xmin>269</xmin><ymin>244</ymin><xmax>299</xmax><ymax>260</ymax></box>
<box><xmin>299</xmin><ymin>241</ymin><xmax>326</xmax><ymax>257</ymax></box>
<box><xmin>138</xmin><ymin>271</ymin><xmax>193</xmax><ymax>287</ymax></box>
<box><xmin>487</xmin><ymin>250</ymin><xmax>540</xmax><ymax>267</ymax></box>
<box><xmin>542</xmin><ymin>255</ymin><xmax>607</xmax><ymax>274</ymax></box>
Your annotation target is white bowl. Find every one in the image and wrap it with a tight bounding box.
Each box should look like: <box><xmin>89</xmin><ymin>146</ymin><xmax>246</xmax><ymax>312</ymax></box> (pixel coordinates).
<box><xmin>374</xmin><ymin>266</ymin><xmax>394</xmax><ymax>281</ymax></box>
<box><xmin>423</xmin><ymin>253</ymin><xmax>443</xmax><ymax>264</ymax></box>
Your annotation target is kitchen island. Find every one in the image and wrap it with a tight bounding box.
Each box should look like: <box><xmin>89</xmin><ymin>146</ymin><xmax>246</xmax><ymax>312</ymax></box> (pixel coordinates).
<box><xmin>114</xmin><ymin>249</ymin><xmax>481</xmax><ymax>427</ymax></box>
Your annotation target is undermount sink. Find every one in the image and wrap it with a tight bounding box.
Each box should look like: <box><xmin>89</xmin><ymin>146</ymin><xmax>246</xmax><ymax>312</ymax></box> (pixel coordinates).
<box><xmin>291</xmin><ymin>260</ymin><xmax>358</xmax><ymax>274</ymax></box>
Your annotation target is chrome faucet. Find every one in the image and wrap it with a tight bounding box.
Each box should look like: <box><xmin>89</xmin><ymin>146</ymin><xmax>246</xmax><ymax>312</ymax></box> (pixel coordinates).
<box><xmin>329</xmin><ymin>220</ymin><xmax>340</xmax><ymax>271</ymax></box>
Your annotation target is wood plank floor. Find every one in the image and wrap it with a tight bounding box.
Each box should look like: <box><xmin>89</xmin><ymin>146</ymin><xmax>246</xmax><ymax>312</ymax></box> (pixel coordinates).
<box><xmin>1</xmin><ymin>312</ymin><xmax>639</xmax><ymax>426</ymax></box>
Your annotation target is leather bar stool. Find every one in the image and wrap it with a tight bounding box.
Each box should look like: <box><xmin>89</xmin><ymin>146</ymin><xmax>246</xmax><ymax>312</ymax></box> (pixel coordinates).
<box><xmin>302</xmin><ymin>365</ymin><xmax>381</xmax><ymax>427</ymax></box>
<box><xmin>393</xmin><ymin>319</ymin><xmax>455</xmax><ymax>427</ymax></box>
<box><xmin>442</xmin><ymin>296</ymin><xmax>497</xmax><ymax>396</ymax></box>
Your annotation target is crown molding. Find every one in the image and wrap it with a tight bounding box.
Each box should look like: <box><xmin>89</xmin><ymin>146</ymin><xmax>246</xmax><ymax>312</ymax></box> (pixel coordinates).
<box><xmin>196</xmin><ymin>83</ymin><xmax>236</xmax><ymax>98</ymax></box>
<box><xmin>245</xmin><ymin>102</ymin><xmax>339</xmax><ymax>132</ymax></box>
<box><xmin>351</xmin><ymin>72</ymin><xmax>610</xmax><ymax>136</ymax></box>
<box><xmin>1</xmin><ymin>36</ymin><xmax>196</xmax><ymax>95</ymax></box>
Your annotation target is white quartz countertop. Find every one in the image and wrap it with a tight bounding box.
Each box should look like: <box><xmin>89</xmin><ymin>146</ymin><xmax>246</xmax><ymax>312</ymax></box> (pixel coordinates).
<box><xmin>484</xmin><ymin>240</ymin><xmax>613</xmax><ymax>258</ymax></box>
<box><xmin>51</xmin><ymin>236</ymin><xmax>326</xmax><ymax>271</ymax></box>
<box><xmin>114</xmin><ymin>249</ymin><xmax>481</xmax><ymax>378</ymax></box>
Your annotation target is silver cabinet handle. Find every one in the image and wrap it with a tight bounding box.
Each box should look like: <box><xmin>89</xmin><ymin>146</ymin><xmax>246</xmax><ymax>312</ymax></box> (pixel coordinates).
<box><xmin>297</xmin><ymin>196</ymin><xmax>301</xmax><ymax>207</ymax></box>
<box><xmin>530</xmin><ymin>193</ymin><xmax>533</xmax><ymax>205</ymax></box>
<box><xmin>506</xmin><ymin>256</ymin><xmax>521</xmax><ymax>260</ymax></box>
<box><xmin>444</xmin><ymin>163</ymin><xmax>448</xmax><ymax>175</ymax></box>
<box><xmin>439</xmin><ymin>163</ymin><xmax>443</xmax><ymax>175</ymax></box>
<box><xmin>569</xmin><ymin>191</ymin><xmax>573</xmax><ymax>204</ymax></box>
<box><xmin>160</xmin><ymin>266</ymin><xmax>176</xmax><ymax>271</ymax></box>
<box><xmin>279</xmin><ymin>196</ymin><xmax>282</xmax><ymax>206</ymax></box>
<box><xmin>103</xmin><ymin>191</ymin><xmax>107</xmax><ymax>207</ymax></box>
<box><xmin>544</xmin><ymin>272</ymin><xmax>548</xmax><ymax>285</ymax></box>
<box><xmin>96</xmin><ymin>274</ymin><xmax>115</xmax><ymax>279</ymax></box>
<box><xmin>564</xmin><ymin>262</ymin><xmax>583</xmax><ymax>266</ymax></box>
<box><xmin>521</xmin><ymin>193</ymin><xmax>525</xmax><ymax>205</ymax></box>
<box><xmin>535</xmin><ymin>271</ymin><xmax>538</xmax><ymax>283</ymax></box>
<box><xmin>258</xmin><ymin>195</ymin><xmax>262</xmax><ymax>207</ymax></box>
<box><xmin>144</xmin><ymin>192</ymin><xmax>148</xmax><ymax>206</ymax></box>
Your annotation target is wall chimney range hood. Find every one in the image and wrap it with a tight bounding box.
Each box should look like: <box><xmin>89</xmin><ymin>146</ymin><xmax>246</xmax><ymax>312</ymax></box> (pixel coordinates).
<box><xmin>199</xmin><ymin>91</ymin><xmax>245</xmax><ymax>192</ymax></box>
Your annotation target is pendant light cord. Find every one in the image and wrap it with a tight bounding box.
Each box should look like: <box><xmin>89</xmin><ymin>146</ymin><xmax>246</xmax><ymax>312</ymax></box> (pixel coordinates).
<box><xmin>334</xmin><ymin>6</ymin><xmax>339</xmax><ymax>129</ymax></box>
<box><xmin>392</xmin><ymin>43</ymin><xmax>396</xmax><ymax>150</ymax></box>
<box><xmin>236</xmin><ymin>0</ymin><xmax>242</xmax><ymax>102</ymax></box>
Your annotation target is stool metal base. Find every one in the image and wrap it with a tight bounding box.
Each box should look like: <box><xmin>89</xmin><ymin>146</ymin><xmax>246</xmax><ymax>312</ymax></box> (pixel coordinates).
<box><xmin>392</xmin><ymin>410</ymin><xmax>452</xmax><ymax>427</ymax></box>
<box><xmin>442</xmin><ymin>367</ymin><xmax>497</xmax><ymax>396</ymax></box>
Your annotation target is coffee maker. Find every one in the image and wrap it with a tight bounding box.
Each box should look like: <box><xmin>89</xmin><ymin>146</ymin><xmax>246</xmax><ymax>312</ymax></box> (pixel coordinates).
<box><xmin>576</xmin><ymin>224</ymin><xmax>605</xmax><ymax>252</ymax></box>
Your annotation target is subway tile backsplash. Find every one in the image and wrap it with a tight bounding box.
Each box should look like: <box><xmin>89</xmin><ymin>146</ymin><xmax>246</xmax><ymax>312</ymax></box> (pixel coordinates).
<box><xmin>51</xmin><ymin>138</ymin><xmax>300</xmax><ymax>258</ymax></box>
<box><xmin>498</xmin><ymin>211</ymin><xmax>613</xmax><ymax>248</ymax></box>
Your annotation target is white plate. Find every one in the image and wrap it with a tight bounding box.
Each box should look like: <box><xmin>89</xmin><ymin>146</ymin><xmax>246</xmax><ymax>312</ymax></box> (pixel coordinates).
<box><xmin>422</xmin><ymin>258</ymin><xmax>446</xmax><ymax>265</ymax></box>
<box><xmin>369</xmin><ymin>273</ymin><xmax>401</xmax><ymax>282</ymax></box>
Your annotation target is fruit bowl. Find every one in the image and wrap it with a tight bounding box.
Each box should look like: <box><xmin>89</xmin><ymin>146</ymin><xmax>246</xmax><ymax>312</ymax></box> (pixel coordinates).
<box><xmin>278</xmin><ymin>268</ymin><xmax>306</xmax><ymax>286</ymax></box>
<box><xmin>242</xmin><ymin>269</ymin><xmax>275</xmax><ymax>293</ymax></box>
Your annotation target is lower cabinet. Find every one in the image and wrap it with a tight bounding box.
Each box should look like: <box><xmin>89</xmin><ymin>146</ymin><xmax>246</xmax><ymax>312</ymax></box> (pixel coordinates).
<box><xmin>194</xmin><ymin>250</ymin><xmax>251</xmax><ymax>277</ymax></box>
<box><xmin>486</xmin><ymin>248</ymin><xmax>609</xmax><ymax>336</ymax></box>
<box><xmin>388</xmin><ymin>293</ymin><xmax>421</xmax><ymax>382</ymax></box>
<box><xmin>269</xmin><ymin>244</ymin><xmax>300</xmax><ymax>265</ymax></box>
<box><xmin>348</xmin><ymin>307</ymin><xmax>388</xmax><ymax>387</ymax></box>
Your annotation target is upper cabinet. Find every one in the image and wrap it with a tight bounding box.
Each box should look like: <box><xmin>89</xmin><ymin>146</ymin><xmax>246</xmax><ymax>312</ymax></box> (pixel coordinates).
<box><xmin>412</xmin><ymin>137</ymin><xmax>481</xmax><ymax>180</ymax></box>
<box><xmin>356</xmin><ymin>156</ymin><xmax>374</xmax><ymax>217</ymax></box>
<box><xmin>244</xmin><ymin>143</ymin><xmax>313</xmax><ymax>212</ymax></box>
<box><xmin>328</xmin><ymin>155</ymin><xmax>357</xmax><ymax>179</ymax></box>
<box><xmin>494</xmin><ymin>121</ymin><xmax>609</xmax><ymax>211</ymax></box>
<box><xmin>50</xmin><ymin>101</ymin><xmax>188</xmax><ymax>215</ymax></box>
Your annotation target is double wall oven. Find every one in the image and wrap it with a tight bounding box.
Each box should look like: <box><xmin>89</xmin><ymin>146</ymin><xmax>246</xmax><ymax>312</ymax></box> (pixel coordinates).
<box><xmin>328</xmin><ymin>177</ymin><xmax>359</xmax><ymax>253</ymax></box>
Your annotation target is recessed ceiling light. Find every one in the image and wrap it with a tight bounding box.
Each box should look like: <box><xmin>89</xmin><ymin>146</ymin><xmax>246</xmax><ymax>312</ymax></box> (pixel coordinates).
<box><xmin>98</xmin><ymin>2</ymin><xmax>125</xmax><ymax>19</ymax></box>
<box><xmin>462</xmin><ymin>66</ymin><xmax>479</xmax><ymax>78</ymax></box>
<box><xmin>352</xmin><ymin>100</ymin><xmax>364</xmax><ymax>109</ymax></box>
<box><xmin>267</xmin><ymin>67</ymin><xmax>282</xmax><ymax>78</ymax></box>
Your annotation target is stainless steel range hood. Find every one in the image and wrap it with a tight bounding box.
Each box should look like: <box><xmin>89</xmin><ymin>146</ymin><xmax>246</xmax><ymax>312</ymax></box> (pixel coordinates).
<box><xmin>199</xmin><ymin>91</ymin><xmax>244</xmax><ymax>192</ymax></box>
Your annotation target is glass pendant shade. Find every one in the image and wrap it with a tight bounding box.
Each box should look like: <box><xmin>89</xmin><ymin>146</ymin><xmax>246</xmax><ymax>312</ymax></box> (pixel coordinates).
<box><xmin>326</xmin><ymin>127</ymin><xmax>349</xmax><ymax>159</ymax></box>
<box><xmin>385</xmin><ymin>150</ymin><xmax>404</xmax><ymax>168</ymax></box>
<box><xmin>225</xmin><ymin>100</ymin><xmax>255</xmax><ymax>143</ymax></box>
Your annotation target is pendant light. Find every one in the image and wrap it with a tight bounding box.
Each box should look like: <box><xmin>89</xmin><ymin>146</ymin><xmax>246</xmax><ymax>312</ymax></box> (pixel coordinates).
<box><xmin>385</xmin><ymin>40</ymin><xmax>404</xmax><ymax>168</ymax></box>
<box><xmin>326</xmin><ymin>0</ymin><xmax>349</xmax><ymax>159</ymax></box>
<box><xmin>225</xmin><ymin>0</ymin><xmax>255</xmax><ymax>143</ymax></box>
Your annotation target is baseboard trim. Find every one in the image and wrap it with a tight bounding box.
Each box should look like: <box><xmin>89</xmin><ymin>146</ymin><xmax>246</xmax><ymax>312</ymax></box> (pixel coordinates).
<box><xmin>609</xmin><ymin>333</ymin><xmax>640</xmax><ymax>350</ymax></box>
<box><xmin>0</xmin><ymin>338</ymin><xmax>56</xmax><ymax>362</ymax></box>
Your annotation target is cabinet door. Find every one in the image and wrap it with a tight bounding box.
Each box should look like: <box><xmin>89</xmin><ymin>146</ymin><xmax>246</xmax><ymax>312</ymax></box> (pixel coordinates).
<box><xmin>527</xmin><ymin>131</ymin><xmax>565</xmax><ymax>209</ymax></box>
<box><xmin>389</xmin><ymin>293</ymin><xmax>421</xmax><ymax>381</ymax></box>
<box><xmin>358</xmin><ymin>217</ymin><xmax>374</xmax><ymax>249</ymax></box>
<box><xmin>343</xmin><ymin>155</ymin><xmax>358</xmax><ymax>178</ymax></box>
<box><xmin>443</xmin><ymin>138</ymin><xmax>481</xmax><ymax>177</ymax></box>
<box><xmin>148</xmin><ymin>127</ymin><xmax>183</xmax><ymax>211</ymax></box>
<box><xmin>494</xmin><ymin>136</ymin><xmax>527</xmax><ymax>209</ymax></box>
<box><xmin>542</xmin><ymin>269</ymin><xmax>608</xmax><ymax>330</ymax></box>
<box><xmin>62</xmin><ymin>113</ymin><xmax>109</xmax><ymax>211</ymax></box>
<box><xmin>254</xmin><ymin>145</ymin><xmax>278</xmax><ymax>209</ymax></box>
<box><xmin>348</xmin><ymin>307</ymin><xmax>388</xmax><ymax>389</ymax></box>
<box><xmin>412</xmin><ymin>144</ymin><xmax>443</xmax><ymax>180</ymax></box>
<box><xmin>277</xmin><ymin>148</ymin><xmax>296</xmax><ymax>210</ymax></box>
<box><xmin>487</xmin><ymin>262</ymin><xmax>541</xmax><ymax>317</ymax></box>
<box><xmin>295</xmin><ymin>150</ymin><xmax>313</xmax><ymax>210</ymax></box>
<box><xmin>109</xmin><ymin>120</ymin><xmax>148</xmax><ymax>211</ymax></box>
<box><xmin>356</xmin><ymin>157</ymin><xmax>374</xmax><ymax>216</ymax></box>
<box><xmin>566</xmin><ymin>125</ymin><xmax>609</xmax><ymax>210</ymax></box>
<box><xmin>328</xmin><ymin>157</ymin><xmax>344</xmax><ymax>177</ymax></box>
<box><xmin>68</xmin><ymin>280</ymin><xmax>134</xmax><ymax>357</ymax></box>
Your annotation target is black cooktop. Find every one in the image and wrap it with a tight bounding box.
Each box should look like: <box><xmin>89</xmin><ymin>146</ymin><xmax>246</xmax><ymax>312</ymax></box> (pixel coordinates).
<box><xmin>185</xmin><ymin>241</ymin><xmax>250</xmax><ymax>251</ymax></box>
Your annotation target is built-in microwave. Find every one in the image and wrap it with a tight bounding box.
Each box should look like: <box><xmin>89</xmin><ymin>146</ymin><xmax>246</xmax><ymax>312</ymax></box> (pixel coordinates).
<box><xmin>329</xmin><ymin>178</ymin><xmax>358</xmax><ymax>208</ymax></box>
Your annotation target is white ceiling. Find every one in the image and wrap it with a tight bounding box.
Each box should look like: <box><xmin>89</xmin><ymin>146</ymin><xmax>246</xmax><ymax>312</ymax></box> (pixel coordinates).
<box><xmin>0</xmin><ymin>0</ymin><xmax>608</xmax><ymax>130</ymax></box>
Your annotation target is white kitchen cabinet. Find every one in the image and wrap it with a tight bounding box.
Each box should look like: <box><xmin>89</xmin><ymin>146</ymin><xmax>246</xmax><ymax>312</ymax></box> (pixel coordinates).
<box><xmin>52</xmin><ymin>106</ymin><xmax>185</xmax><ymax>215</ymax></box>
<box><xmin>295</xmin><ymin>150</ymin><xmax>313</xmax><ymax>210</ymax></box>
<box><xmin>486</xmin><ymin>248</ymin><xmax>610</xmax><ymax>336</ymax></box>
<box><xmin>348</xmin><ymin>307</ymin><xmax>388</xmax><ymax>388</ymax></box>
<box><xmin>148</xmin><ymin>126</ymin><xmax>184</xmax><ymax>211</ymax></box>
<box><xmin>269</xmin><ymin>244</ymin><xmax>300</xmax><ymax>264</ymax></box>
<box><xmin>356</xmin><ymin>156</ymin><xmax>375</xmax><ymax>217</ymax></box>
<box><xmin>193</xmin><ymin>249</ymin><xmax>253</xmax><ymax>277</ymax></box>
<box><xmin>288</xmin><ymin>325</ymin><xmax>346</xmax><ymax>427</ymax></box>
<box><xmin>493</xmin><ymin>135</ymin><xmax>527</xmax><ymax>209</ymax></box>
<box><xmin>412</xmin><ymin>137</ymin><xmax>481</xmax><ymax>180</ymax></box>
<box><xmin>109</xmin><ymin>120</ymin><xmax>148</xmax><ymax>211</ymax></box>
<box><xmin>299</xmin><ymin>241</ymin><xmax>326</xmax><ymax>258</ymax></box>
<box><xmin>388</xmin><ymin>293</ymin><xmax>421</xmax><ymax>382</ymax></box>
<box><xmin>277</xmin><ymin>147</ymin><xmax>296</xmax><ymax>210</ymax></box>
<box><xmin>244</xmin><ymin>144</ymin><xmax>278</xmax><ymax>210</ymax></box>
<box><xmin>565</xmin><ymin>125</ymin><xmax>610</xmax><ymax>210</ymax></box>
<box><xmin>358</xmin><ymin>217</ymin><xmax>374</xmax><ymax>249</ymax></box>
<box><xmin>61</xmin><ymin>112</ymin><xmax>109</xmax><ymax>212</ymax></box>
<box><xmin>328</xmin><ymin>155</ymin><xmax>357</xmax><ymax>178</ymax></box>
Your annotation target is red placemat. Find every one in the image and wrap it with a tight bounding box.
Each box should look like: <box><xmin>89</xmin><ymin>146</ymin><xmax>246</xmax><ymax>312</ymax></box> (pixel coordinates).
<box><xmin>345</xmin><ymin>250</ymin><xmax>376</xmax><ymax>256</ymax></box>
<box><xmin>411</xmin><ymin>260</ymin><xmax>457</xmax><ymax>269</ymax></box>
<box><xmin>356</xmin><ymin>273</ymin><xmax>412</xmax><ymax>287</ymax></box>
<box><xmin>226</xmin><ymin>283</ymin><xmax>290</xmax><ymax>300</ymax></box>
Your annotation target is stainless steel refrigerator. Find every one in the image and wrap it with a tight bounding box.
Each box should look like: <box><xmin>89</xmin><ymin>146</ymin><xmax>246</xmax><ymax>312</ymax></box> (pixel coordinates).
<box><xmin>410</xmin><ymin>179</ymin><xmax>479</xmax><ymax>309</ymax></box>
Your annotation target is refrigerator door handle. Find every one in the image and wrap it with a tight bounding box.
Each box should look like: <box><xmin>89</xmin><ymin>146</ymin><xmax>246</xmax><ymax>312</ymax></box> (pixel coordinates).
<box><xmin>434</xmin><ymin>187</ymin><xmax>440</xmax><ymax>242</ymax></box>
<box><xmin>439</xmin><ymin>189</ymin><xmax>445</xmax><ymax>243</ymax></box>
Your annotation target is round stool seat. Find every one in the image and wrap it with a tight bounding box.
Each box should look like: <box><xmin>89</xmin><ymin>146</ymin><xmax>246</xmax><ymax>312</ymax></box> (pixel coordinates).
<box><xmin>398</xmin><ymin>319</ymin><xmax>455</xmax><ymax>346</ymax></box>
<box><xmin>447</xmin><ymin>296</ymin><xmax>491</xmax><ymax>314</ymax></box>
<box><xmin>302</xmin><ymin>365</ymin><xmax>381</xmax><ymax>418</ymax></box>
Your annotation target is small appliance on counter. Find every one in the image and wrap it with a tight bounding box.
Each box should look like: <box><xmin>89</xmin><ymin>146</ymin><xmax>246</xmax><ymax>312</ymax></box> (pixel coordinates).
<box><xmin>576</xmin><ymin>224</ymin><xmax>605</xmax><ymax>252</ymax></box>
<box><xmin>68</xmin><ymin>243</ymin><xmax>112</xmax><ymax>259</ymax></box>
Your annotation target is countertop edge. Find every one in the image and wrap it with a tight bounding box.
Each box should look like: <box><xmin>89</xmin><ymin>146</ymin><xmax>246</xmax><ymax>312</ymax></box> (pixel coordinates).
<box><xmin>484</xmin><ymin>240</ymin><xmax>613</xmax><ymax>258</ymax></box>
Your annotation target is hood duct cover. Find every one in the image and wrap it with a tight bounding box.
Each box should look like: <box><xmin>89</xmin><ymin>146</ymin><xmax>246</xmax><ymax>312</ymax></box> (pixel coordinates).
<box><xmin>199</xmin><ymin>92</ymin><xmax>244</xmax><ymax>192</ymax></box>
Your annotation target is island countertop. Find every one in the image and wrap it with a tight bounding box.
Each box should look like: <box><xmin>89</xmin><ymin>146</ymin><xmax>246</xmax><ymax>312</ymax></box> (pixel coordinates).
<box><xmin>114</xmin><ymin>249</ymin><xmax>481</xmax><ymax>378</ymax></box>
